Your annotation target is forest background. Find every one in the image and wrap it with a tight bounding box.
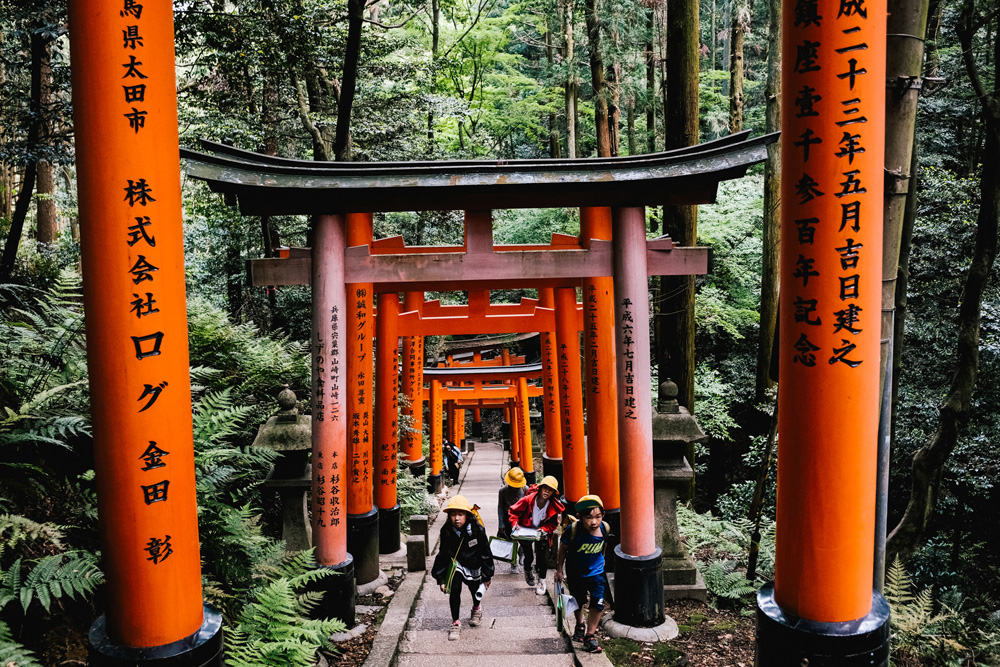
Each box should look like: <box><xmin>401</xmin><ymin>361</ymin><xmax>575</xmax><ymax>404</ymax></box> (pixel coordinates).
<box><xmin>1</xmin><ymin>0</ymin><xmax>999</xmax><ymax>664</ymax></box>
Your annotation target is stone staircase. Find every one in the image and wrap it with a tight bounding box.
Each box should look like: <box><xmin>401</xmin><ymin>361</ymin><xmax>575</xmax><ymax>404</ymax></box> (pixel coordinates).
<box><xmin>395</xmin><ymin>441</ymin><xmax>575</xmax><ymax>667</ymax></box>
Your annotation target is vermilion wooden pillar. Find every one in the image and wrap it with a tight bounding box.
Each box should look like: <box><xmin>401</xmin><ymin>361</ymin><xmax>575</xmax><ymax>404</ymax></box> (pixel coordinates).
<box><xmin>758</xmin><ymin>0</ymin><xmax>890</xmax><ymax>661</ymax></box>
<box><xmin>555</xmin><ymin>287</ymin><xmax>587</xmax><ymax>503</ymax></box>
<box><xmin>538</xmin><ymin>288</ymin><xmax>564</xmax><ymax>486</ymax></box>
<box><xmin>345</xmin><ymin>213</ymin><xmax>379</xmax><ymax>585</ymax></box>
<box><xmin>472</xmin><ymin>406</ymin><xmax>483</xmax><ymax>442</ymax></box>
<box><xmin>581</xmin><ymin>207</ymin><xmax>622</xmax><ymax>531</ymax></box>
<box><xmin>68</xmin><ymin>2</ymin><xmax>222</xmax><ymax>662</ymax></box>
<box><xmin>309</xmin><ymin>214</ymin><xmax>356</xmax><ymax>624</ymax></box>
<box><xmin>517</xmin><ymin>376</ymin><xmax>535</xmax><ymax>482</ymax></box>
<box><xmin>610</xmin><ymin>206</ymin><xmax>663</xmax><ymax>627</ymax></box>
<box><xmin>428</xmin><ymin>380</ymin><xmax>444</xmax><ymax>492</ymax></box>
<box><xmin>400</xmin><ymin>292</ymin><xmax>425</xmax><ymax>477</ymax></box>
<box><xmin>456</xmin><ymin>406</ymin><xmax>466</xmax><ymax>449</ymax></box>
<box><xmin>375</xmin><ymin>292</ymin><xmax>400</xmax><ymax>553</ymax></box>
<box><xmin>509</xmin><ymin>397</ymin><xmax>522</xmax><ymax>468</ymax></box>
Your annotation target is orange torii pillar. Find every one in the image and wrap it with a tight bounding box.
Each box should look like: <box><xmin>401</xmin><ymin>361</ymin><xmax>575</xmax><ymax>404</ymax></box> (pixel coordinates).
<box><xmin>428</xmin><ymin>380</ymin><xmax>444</xmax><ymax>492</ymax></box>
<box><xmin>555</xmin><ymin>287</ymin><xmax>587</xmax><ymax>504</ymax></box>
<box><xmin>757</xmin><ymin>0</ymin><xmax>890</xmax><ymax>662</ymax></box>
<box><xmin>500</xmin><ymin>349</ymin><xmax>513</xmax><ymax>447</ymax></box>
<box><xmin>456</xmin><ymin>405</ymin><xmax>467</xmax><ymax>449</ymax></box>
<box><xmin>69</xmin><ymin>2</ymin><xmax>224</xmax><ymax>662</ymax></box>
<box><xmin>539</xmin><ymin>288</ymin><xmax>564</xmax><ymax>487</ymax></box>
<box><xmin>508</xmin><ymin>397</ymin><xmax>521</xmax><ymax>469</ymax></box>
<box><xmin>400</xmin><ymin>292</ymin><xmax>426</xmax><ymax>477</ymax></box>
<box><xmin>581</xmin><ymin>208</ymin><xmax>622</xmax><ymax>546</ymax></box>
<box><xmin>472</xmin><ymin>406</ymin><xmax>483</xmax><ymax>443</ymax></box>
<box><xmin>375</xmin><ymin>292</ymin><xmax>401</xmax><ymax>554</ymax></box>
<box><xmin>346</xmin><ymin>214</ymin><xmax>379</xmax><ymax>585</ymax></box>
<box><xmin>610</xmin><ymin>206</ymin><xmax>663</xmax><ymax>627</ymax></box>
<box><xmin>516</xmin><ymin>376</ymin><xmax>535</xmax><ymax>482</ymax></box>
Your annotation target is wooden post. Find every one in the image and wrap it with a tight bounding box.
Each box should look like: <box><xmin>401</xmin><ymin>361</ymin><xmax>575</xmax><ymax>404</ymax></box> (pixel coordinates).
<box><xmin>757</xmin><ymin>0</ymin><xmax>890</xmax><ymax>660</ymax></box>
<box><xmin>345</xmin><ymin>213</ymin><xmax>379</xmax><ymax>584</ymax></box>
<box><xmin>401</xmin><ymin>292</ymin><xmax>425</xmax><ymax>476</ymax></box>
<box><xmin>311</xmin><ymin>213</ymin><xmax>356</xmax><ymax>623</ymax></box>
<box><xmin>429</xmin><ymin>379</ymin><xmax>443</xmax><ymax>492</ymax></box>
<box><xmin>539</xmin><ymin>288</ymin><xmax>564</xmax><ymax>485</ymax></box>
<box><xmin>581</xmin><ymin>208</ymin><xmax>622</xmax><ymax>517</ymax></box>
<box><xmin>375</xmin><ymin>292</ymin><xmax>400</xmax><ymax>553</ymax></box>
<box><xmin>555</xmin><ymin>287</ymin><xmax>587</xmax><ymax>504</ymax></box>
<box><xmin>68</xmin><ymin>1</ymin><xmax>222</xmax><ymax>660</ymax></box>
<box><xmin>610</xmin><ymin>205</ymin><xmax>663</xmax><ymax>627</ymax></box>
<box><xmin>509</xmin><ymin>397</ymin><xmax>521</xmax><ymax>468</ymax></box>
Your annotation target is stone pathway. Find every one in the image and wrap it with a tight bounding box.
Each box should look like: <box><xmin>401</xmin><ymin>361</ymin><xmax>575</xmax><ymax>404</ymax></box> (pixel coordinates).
<box><xmin>396</xmin><ymin>441</ymin><xmax>576</xmax><ymax>667</ymax></box>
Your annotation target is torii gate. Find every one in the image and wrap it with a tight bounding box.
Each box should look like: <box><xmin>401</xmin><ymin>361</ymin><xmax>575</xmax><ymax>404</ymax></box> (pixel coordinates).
<box><xmin>181</xmin><ymin>131</ymin><xmax>772</xmax><ymax>631</ymax></box>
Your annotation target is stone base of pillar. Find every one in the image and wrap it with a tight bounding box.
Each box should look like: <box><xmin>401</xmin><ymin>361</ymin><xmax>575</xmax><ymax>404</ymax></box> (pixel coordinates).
<box><xmin>471</xmin><ymin>421</ymin><xmax>483</xmax><ymax>439</ymax></box>
<box><xmin>89</xmin><ymin>606</ymin><xmax>224</xmax><ymax>667</ymax></box>
<box><xmin>407</xmin><ymin>457</ymin><xmax>427</xmax><ymax>479</ymax></box>
<box><xmin>378</xmin><ymin>504</ymin><xmax>401</xmax><ymax>554</ymax></box>
<box><xmin>661</xmin><ymin>554</ymin><xmax>698</xmax><ymax>586</ymax></box>
<box><xmin>427</xmin><ymin>473</ymin><xmax>442</xmax><ymax>494</ymax></box>
<box><xmin>755</xmin><ymin>583</ymin><xmax>890</xmax><ymax>667</ymax></box>
<box><xmin>347</xmin><ymin>508</ymin><xmax>380</xmax><ymax>585</ymax></box>
<box><xmin>500</xmin><ymin>421</ymin><xmax>511</xmax><ymax>439</ymax></box>
<box><xmin>613</xmin><ymin>546</ymin><xmax>664</xmax><ymax>627</ymax></box>
<box><xmin>524</xmin><ymin>470</ymin><xmax>536</xmax><ymax>485</ymax></box>
<box><xmin>603</xmin><ymin>508</ymin><xmax>621</xmax><ymax>573</ymax></box>
<box><xmin>460</xmin><ymin>438</ymin><xmax>468</xmax><ymax>451</ymax></box>
<box><xmin>311</xmin><ymin>556</ymin><xmax>356</xmax><ymax>627</ymax></box>
<box><xmin>541</xmin><ymin>455</ymin><xmax>563</xmax><ymax>493</ymax></box>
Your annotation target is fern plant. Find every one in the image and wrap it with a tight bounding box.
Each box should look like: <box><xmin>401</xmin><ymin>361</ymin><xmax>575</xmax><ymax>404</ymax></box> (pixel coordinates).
<box><xmin>223</xmin><ymin>550</ymin><xmax>346</xmax><ymax>667</ymax></box>
<box><xmin>0</xmin><ymin>551</ymin><xmax>103</xmax><ymax>614</ymax></box>
<box><xmin>0</xmin><ymin>620</ymin><xmax>41</xmax><ymax>667</ymax></box>
<box><xmin>702</xmin><ymin>560</ymin><xmax>759</xmax><ymax>599</ymax></box>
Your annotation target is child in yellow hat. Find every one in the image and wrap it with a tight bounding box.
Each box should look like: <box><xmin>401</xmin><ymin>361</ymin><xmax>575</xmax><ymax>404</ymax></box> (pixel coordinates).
<box><xmin>431</xmin><ymin>495</ymin><xmax>494</xmax><ymax>641</ymax></box>
<box><xmin>508</xmin><ymin>475</ymin><xmax>564</xmax><ymax>595</ymax></box>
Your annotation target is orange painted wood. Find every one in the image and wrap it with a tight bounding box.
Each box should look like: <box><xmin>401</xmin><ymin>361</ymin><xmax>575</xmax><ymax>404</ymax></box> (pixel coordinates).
<box><xmin>311</xmin><ymin>215</ymin><xmax>350</xmax><ymax>566</ymax></box>
<box><xmin>539</xmin><ymin>288</ymin><xmax>564</xmax><ymax>462</ymax></box>
<box><xmin>612</xmin><ymin>207</ymin><xmax>656</xmax><ymax>557</ymax></box>
<box><xmin>581</xmin><ymin>208</ymin><xmax>621</xmax><ymax>511</ymax></box>
<box><xmin>555</xmin><ymin>287</ymin><xmax>588</xmax><ymax>503</ymax></box>
<box><xmin>400</xmin><ymin>292</ymin><xmax>425</xmax><ymax>467</ymax></box>
<box><xmin>68</xmin><ymin>0</ymin><xmax>204</xmax><ymax>645</ymax></box>
<box><xmin>421</xmin><ymin>385</ymin><xmax>544</xmax><ymax>400</ymax></box>
<box><xmin>430</xmin><ymin>380</ymin><xmax>443</xmax><ymax>476</ymax></box>
<box><xmin>346</xmin><ymin>213</ymin><xmax>374</xmax><ymax>515</ymax></box>
<box><xmin>375</xmin><ymin>293</ymin><xmax>400</xmax><ymax>509</ymax></box>
<box><xmin>509</xmin><ymin>397</ymin><xmax>521</xmax><ymax>466</ymax></box>
<box><xmin>456</xmin><ymin>407</ymin><xmax>466</xmax><ymax>444</ymax></box>
<box><xmin>775</xmin><ymin>0</ymin><xmax>886</xmax><ymax>623</ymax></box>
<box><xmin>517</xmin><ymin>377</ymin><xmax>534</xmax><ymax>473</ymax></box>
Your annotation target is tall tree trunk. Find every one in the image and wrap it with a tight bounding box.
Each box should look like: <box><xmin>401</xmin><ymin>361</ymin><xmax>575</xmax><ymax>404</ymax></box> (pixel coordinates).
<box><xmin>564</xmin><ymin>0</ymin><xmax>578</xmax><ymax>158</ymax></box>
<box><xmin>35</xmin><ymin>38</ymin><xmax>56</xmax><ymax>246</ymax></box>
<box><xmin>728</xmin><ymin>0</ymin><xmax>747</xmax><ymax>133</ymax></box>
<box><xmin>645</xmin><ymin>9</ymin><xmax>656</xmax><ymax>153</ymax></box>
<box><xmin>888</xmin><ymin>3</ymin><xmax>1000</xmax><ymax>561</ymax></box>
<box><xmin>755</xmin><ymin>0</ymin><xmax>780</xmax><ymax>401</ymax></box>
<box><xmin>0</xmin><ymin>30</ymin><xmax>44</xmax><ymax>282</ymax></box>
<box><xmin>881</xmin><ymin>0</ymin><xmax>931</xmax><ymax>400</ymax></box>
<box><xmin>891</xmin><ymin>136</ymin><xmax>918</xmax><ymax>441</ymax></box>
<box><xmin>924</xmin><ymin>0</ymin><xmax>943</xmax><ymax>77</ymax></box>
<box><xmin>428</xmin><ymin>0</ymin><xmax>440</xmax><ymax>153</ymax></box>
<box><xmin>659</xmin><ymin>0</ymin><xmax>699</xmax><ymax>415</ymax></box>
<box><xmin>547</xmin><ymin>15</ymin><xmax>562</xmax><ymax>158</ymax></box>
<box><xmin>584</xmin><ymin>0</ymin><xmax>612</xmax><ymax>157</ymax></box>
<box><xmin>626</xmin><ymin>101</ymin><xmax>636</xmax><ymax>155</ymax></box>
<box><xmin>334</xmin><ymin>0</ymin><xmax>365</xmax><ymax>161</ymax></box>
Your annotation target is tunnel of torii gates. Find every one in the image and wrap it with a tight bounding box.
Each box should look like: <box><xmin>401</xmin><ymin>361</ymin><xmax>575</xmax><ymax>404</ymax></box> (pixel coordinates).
<box><xmin>69</xmin><ymin>1</ymin><xmax>889</xmax><ymax>664</ymax></box>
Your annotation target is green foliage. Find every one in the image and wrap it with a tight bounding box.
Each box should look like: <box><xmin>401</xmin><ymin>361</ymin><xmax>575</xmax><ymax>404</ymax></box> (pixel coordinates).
<box><xmin>398</xmin><ymin>463</ymin><xmax>435</xmax><ymax>534</ymax></box>
<box><xmin>224</xmin><ymin>550</ymin><xmax>346</xmax><ymax>667</ymax></box>
<box><xmin>701</xmin><ymin>560</ymin><xmax>758</xmax><ymax>600</ymax></box>
<box><xmin>0</xmin><ymin>620</ymin><xmax>41</xmax><ymax>667</ymax></box>
<box><xmin>0</xmin><ymin>551</ymin><xmax>102</xmax><ymax>615</ymax></box>
<box><xmin>693</xmin><ymin>362</ymin><xmax>739</xmax><ymax>442</ymax></box>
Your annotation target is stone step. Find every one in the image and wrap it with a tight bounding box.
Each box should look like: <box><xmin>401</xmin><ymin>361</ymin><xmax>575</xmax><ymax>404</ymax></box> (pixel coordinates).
<box><xmin>406</xmin><ymin>615</ymin><xmax>557</xmax><ymax>631</ymax></box>
<box><xmin>404</xmin><ymin>625</ymin><xmax>563</xmax><ymax>642</ymax></box>
<box><xmin>397</xmin><ymin>653</ymin><xmax>576</xmax><ymax>667</ymax></box>
<box><xmin>415</xmin><ymin>588</ymin><xmax>548</xmax><ymax>607</ymax></box>
<box><xmin>412</xmin><ymin>602</ymin><xmax>555</xmax><ymax>618</ymax></box>
<box><xmin>401</xmin><ymin>632</ymin><xmax>569</xmax><ymax>655</ymax></box>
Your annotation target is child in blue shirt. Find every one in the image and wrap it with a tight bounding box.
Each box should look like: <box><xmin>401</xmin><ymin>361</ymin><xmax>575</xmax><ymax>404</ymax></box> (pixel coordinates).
<box><xmin>554</xmin><ymin>494</ymin><xmax>609</xmax><ymax>654</ymax></box>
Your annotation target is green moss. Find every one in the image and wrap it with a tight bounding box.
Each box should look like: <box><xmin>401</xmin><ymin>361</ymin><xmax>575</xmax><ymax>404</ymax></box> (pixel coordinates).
<box><xmin>688</xmin><ymin>613</ymin><xmax>708</xmax><ymax>624</ymax></box>
<box><xmin>602</xmin><ymin>638</ymin><xmax>642</xmax><ymax>663</ymax></box>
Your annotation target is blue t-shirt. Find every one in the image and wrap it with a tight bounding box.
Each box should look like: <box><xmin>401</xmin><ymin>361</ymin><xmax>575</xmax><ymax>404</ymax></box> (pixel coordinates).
<box><xmin>561</xmin><ymin>523</ymin><xmax>606</xmax><ymax>578</ymax></box>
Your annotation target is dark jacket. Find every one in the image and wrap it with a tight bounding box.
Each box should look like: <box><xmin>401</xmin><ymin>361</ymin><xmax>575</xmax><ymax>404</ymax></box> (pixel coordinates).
<box><xmin>497</xmin><ymin>485</ymin><xmax>526</xmax><ymax>537</ymax></box>
<box><xmin>508</xmin><ymin>487</ymin><xmax>565</xmax><ymax>534</ymax></box>
<box><xmin>431</xmin><ymin>517</ymin><xmax>495</xmax><ymax>585</ymax></box>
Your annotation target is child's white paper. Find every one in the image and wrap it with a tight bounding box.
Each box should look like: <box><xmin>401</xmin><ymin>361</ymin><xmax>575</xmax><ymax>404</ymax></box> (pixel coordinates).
<box><xmin>512</xmin><ymin>526</ymin><xmax>541</xmax><ymax>540</ymax></box>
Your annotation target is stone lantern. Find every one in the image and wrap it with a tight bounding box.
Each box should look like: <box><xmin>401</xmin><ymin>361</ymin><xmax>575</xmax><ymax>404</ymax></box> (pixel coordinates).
<box><xmin>253</xmin><ymin>386</ymin><xmax>312</xmax><ymax>552</ymax></box>
<box><xmin>651</xmin><ymin>379</ymin><xmax>708</xmax><ymax>600</ymax></box>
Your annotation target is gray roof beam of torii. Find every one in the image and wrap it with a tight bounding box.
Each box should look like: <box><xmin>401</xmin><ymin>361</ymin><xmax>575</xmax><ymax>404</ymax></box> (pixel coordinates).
<box><xmin>180</xmin><ymin>131</ymin><xmax>776</xmax><ymax>215</ymax></box>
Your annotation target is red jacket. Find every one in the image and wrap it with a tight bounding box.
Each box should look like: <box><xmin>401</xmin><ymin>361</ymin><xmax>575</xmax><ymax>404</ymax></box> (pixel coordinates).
<box><xmin>508</xmin><ymin>487</ymin><xmax>565</xmax><ymax>534</ymax></box>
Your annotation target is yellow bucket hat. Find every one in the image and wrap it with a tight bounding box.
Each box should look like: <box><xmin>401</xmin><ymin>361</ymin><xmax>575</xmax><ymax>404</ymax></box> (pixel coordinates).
<box><xmin>539</xmin><ymin>476</ymin><xmax>560</xmax><ymax>493</ymax></box>
<box><xmin>444</xmin><ymin>495</ymin><xmax>474</xmax><ymax>513</ymax></box>
<box><xmin>504</xmin><ymin>467</ymin><xmax>527</xmax><ymax>488</ymax></box>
